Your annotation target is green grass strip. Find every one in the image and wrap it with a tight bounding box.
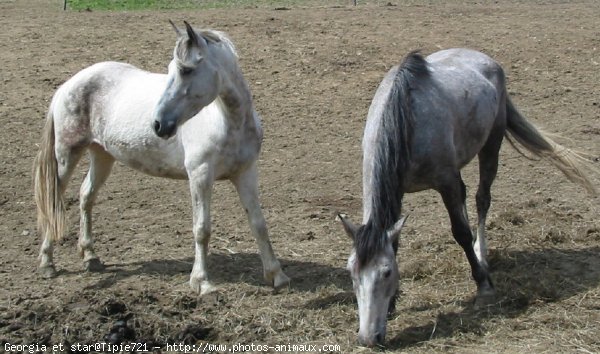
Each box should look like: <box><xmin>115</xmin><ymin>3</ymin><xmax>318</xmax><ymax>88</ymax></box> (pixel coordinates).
<box><xmin>65</xmin><ymin>0</ymin><xmax>337</xmax><ymax>11</ymax></box>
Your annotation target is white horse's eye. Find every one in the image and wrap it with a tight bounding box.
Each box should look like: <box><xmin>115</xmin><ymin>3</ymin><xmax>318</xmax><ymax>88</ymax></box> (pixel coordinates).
<box><xmin>180</xmin><ymin>67</ymin><xmax>194</xmax><ymax>75</ymax></box>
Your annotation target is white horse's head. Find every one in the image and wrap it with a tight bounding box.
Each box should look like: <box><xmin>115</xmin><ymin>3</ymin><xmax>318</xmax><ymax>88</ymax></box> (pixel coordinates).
<box><xmin>339</xmin><ymin>214</ymin><xmax>407</xmax><ymax>347</ymax></box>
<box><xmin>153</xmin><ymin>21</ymin><xmax>231</xmax><ymax>138</ymax></box>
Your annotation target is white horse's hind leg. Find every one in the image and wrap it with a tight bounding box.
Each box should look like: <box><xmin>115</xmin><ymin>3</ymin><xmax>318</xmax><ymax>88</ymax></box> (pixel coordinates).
<box><xmin>188</xmin><ymin>163</ymin><xmax>217</xmax><ymax>295</ymax></box>
<box><xmin>79</xmin><ymin>145</ymin><xmax>114</xmax><ymax>272</ymax></box>
<box><xmin>39</xmin><ymin>237</ymin><xmax>56</xmax><ymax>278</ymax></box>
<box><xmin>233</xmin><ymin>164</ymin><xmax>290</xmax><ymax>290</ymax></box>
<box><xmin>39</xmin><ymin>143</ymin><xmax>85</xmax><ymax>277</ymax></box>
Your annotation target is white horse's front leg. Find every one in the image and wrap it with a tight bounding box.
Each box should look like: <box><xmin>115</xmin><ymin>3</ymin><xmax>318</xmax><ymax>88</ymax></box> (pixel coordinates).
<box><xmin>232</xmin><ymin>164</ymin><xmax>290</xmax><ymax>290</ymax></box>
<box><xmin>188</xmin><ymin>163</ymin><xmax>216</xmax><ymax>295</ymax></box>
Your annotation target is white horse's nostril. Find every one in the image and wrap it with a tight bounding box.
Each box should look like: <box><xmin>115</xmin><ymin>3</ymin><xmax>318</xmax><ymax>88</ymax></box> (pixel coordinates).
<box><xmin>153</xmin><ymin>120</ymin><xmax>161</xmax><ymax>134</ymax></box>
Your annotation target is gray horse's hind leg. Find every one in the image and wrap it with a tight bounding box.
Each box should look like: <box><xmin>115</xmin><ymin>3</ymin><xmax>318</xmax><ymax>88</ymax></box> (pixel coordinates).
<box><xmin>79</xmin><ymin>144</ymin><xmax>115</xmax><ymax>272</ymax></box>
<box><xmin>475</xmin><ymin>125</ymin><xmax>504</xmax><ymax>270</ymax></box>
<box><xmin>439</xmin><ymin>173</ymin><xmax>495</xmax><ymax>302</ymax></box>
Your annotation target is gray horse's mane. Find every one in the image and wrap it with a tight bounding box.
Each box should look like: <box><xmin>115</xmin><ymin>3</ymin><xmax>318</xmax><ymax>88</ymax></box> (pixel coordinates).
<box><xmin>355</xmin><ymin>51</ymin><xmax>429</xmax><ymax>267</ymax></box>
<box><xmin>174</xmin><ymin>29</ymin><xmax>238</xmax><ymax>68</ymax></box>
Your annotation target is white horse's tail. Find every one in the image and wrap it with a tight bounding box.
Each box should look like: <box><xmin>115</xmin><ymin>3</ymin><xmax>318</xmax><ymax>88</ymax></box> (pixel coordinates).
<box><xmin>505</xmin><ymin>97</ymin><xmax>598</xmax><ymax>195</ymax></box>
<box><xmin>33</xmin><ymin>106</ymin><xmax>66</xmax><ymax>242</ymax></box>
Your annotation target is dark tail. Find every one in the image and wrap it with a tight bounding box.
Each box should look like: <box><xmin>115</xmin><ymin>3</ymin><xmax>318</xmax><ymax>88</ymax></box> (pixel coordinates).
<box><xmin>505</xmin><ymin>97</ymin><xmax>597</xmax><ymax>195</ymax></box>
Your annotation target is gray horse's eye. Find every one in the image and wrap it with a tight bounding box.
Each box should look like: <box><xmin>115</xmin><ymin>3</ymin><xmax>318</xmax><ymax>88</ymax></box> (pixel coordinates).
<box><xmin>382</xmin><ymin>268</ymin><xmax>392</xmax><ymax>279</ymax></box>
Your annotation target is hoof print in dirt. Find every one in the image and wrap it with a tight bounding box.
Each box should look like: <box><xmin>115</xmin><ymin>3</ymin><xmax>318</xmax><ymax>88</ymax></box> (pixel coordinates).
<box><xmin>473</xmin><ymin>295</ymin><xmax>498</xmax><ymax>310</ymax></box>
<box><xmin>97</xmin><ymin>299</ymin><xmax>127</xmax><ymax>316</ymax></box>
<box><xmin>104</xmin><ymin>319</ymin><xmax>136</xmax><ymax>344</ymax></box>
<box><xmin>39</xmin><ymin>265</ymin><xmax>58</xmax><ymax>279</ymax></box>
<box><xmin>84</xmin><ymin>258</ymin><xmax>105</xmax><ymax>272</ymax></box>
<box><xmin>175</xmin><ymin>324</ymin><xmax>212</xmax><ymax>344</ymax></box>
<box><xmin>174</xmin><ymin>294</ymin><xmax>198</xmax><ymax>310</ymax></box>
<box><xmin>200</xmin><ymin>292</ymin><xmax>224</xmax><ymax>308</ymax></box>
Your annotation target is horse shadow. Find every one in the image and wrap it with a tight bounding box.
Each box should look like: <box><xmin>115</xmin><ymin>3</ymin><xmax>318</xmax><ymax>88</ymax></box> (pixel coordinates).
<box><xmin>387</xmin><ymin>246</ymin><xmax>600</xmax><ymax>350</ymax></box>
<box><xmin>82</xmin><ymin>246</ymin><xmax>600</xmax><ymax>348</ymax></box>
<box><xmin>83</xmin><ymin>250</ymin><xmax>352</xmax><ymax>294</ymax></box>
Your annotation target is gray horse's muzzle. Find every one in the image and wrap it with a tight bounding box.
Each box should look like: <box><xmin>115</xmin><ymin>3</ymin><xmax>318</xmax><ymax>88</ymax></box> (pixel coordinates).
<box><xmin>358</xmin><ymin>331</ymin><xmax>385</xmax><ymax>347</ymax></box>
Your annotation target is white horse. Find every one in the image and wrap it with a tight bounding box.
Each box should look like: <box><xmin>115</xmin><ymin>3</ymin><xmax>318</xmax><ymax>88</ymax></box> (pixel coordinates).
<box><xmin>34</xmin><ymin>21</ymin><xmax>290</xmax><ymax>295</ymax></box>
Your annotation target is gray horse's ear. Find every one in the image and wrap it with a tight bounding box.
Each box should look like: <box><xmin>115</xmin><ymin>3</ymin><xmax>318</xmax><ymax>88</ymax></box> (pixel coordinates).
<box><xmin>183</xmin><ymin>20</ymin><xmax>207</xmax><ymax>50</ymax></box>
<box><xmin>168</xmin><ymin>19</ymin><xmax>182</xmax><ymax>37</ymax></box>
<box><xmin>339</xmin><ymin>213</ymin><xmax>359</xmax><ymax>241</ymax></box>
<box><xmin>387</xmin><ymin>215</ymin><xmax>408</xmax><ymax>243</ymax></box>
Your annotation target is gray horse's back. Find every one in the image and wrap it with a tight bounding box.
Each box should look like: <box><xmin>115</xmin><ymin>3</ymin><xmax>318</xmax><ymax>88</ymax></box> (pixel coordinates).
<box><xmin>427</xmin><ymin>48</ymin><xmax>502</xmax><ymax>75</ymax></box>
<box><xmin>405</xmin><ymin>49</ymin><xmax>506</xmax><ymax>191</ymax></box>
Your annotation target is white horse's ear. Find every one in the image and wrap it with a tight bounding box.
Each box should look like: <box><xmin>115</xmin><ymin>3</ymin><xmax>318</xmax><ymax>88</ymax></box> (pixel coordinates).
<box><xmin>183</xmin><ymin>21</ymin><xmax>208</xmax><ymax>50</ymax></box>
<box><xmin>387</xmin><ymin>215</ymin><xmax>408</xmax><ymax>243</ymax></box>
<box><xmin>168</xmin><ymin>20</ymin><xmax>182</xmax><ymax>37</ymax></box>
<box><xmin>338</xmin><ymin>213</ymin><xmax>359</xmax><ymax>241</ymax></box>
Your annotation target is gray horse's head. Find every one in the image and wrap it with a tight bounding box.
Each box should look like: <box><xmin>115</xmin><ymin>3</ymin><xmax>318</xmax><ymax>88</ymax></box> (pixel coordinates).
<box><xmin>153</xmin><ymin>21</ymin><xmax>226</xmax><ymax>138</ymax></box>
<box><xmin>339</xmin><ymin>214</ymin><xmax>407</xmax><ymax>347</ymax></box>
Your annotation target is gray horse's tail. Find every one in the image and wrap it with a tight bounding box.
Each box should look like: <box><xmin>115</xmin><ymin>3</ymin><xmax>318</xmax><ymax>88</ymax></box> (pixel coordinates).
<box><xmin>505</xmin><ymin>97</ymin><xmax>597</xmax><ymax>195</ymax></box>
<box><xmin>33</xmin><ymin>105</ymin><xmax>66</xmax><ymax>242</ymax></box>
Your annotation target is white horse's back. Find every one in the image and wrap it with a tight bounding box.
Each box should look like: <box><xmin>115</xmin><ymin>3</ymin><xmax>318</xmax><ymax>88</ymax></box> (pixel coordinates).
<box><xmin>52</xmin><ymin>61</ymin><xmax>190</xmax><ymax>178</ymax></box>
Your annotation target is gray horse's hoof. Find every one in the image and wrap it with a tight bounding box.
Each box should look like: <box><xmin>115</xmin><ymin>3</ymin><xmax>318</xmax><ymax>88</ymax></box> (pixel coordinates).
<box><xmin>84</xmin><ymin>258</ymin><xmax>105</xmax><ymax>272</ymax></box>
<box><xmin>39</xmin><ymin>265</ymin><xmax>57</xmax><ymax>279</ymax></box>
<box><xmin>474</xmin><ymin>289</ymin><xmax>497</xmax><ymax>309</ymax></box>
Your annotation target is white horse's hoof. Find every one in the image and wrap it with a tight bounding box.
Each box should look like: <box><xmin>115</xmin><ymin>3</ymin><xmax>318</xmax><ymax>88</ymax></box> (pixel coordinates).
<box><xmin>272</xmin><ymin>271</ymin><xmax>291</xmax><ymax>290</ymax></box>
<box><xmin>200</xmin><ymin>282</ymin><xmax>218</xmax><ymax>296</ymax></box>
<box><xmin>39</xmin><ymin>265</ymin><xmax>57</xmax><ymax>278</ymax></box>
<box><xmin>190</xmin><ymin>277</ymin><xmax>218</xmax><ymax>295</ymax></box>
<box><xmin>84</xmin><ymin>258</ymin><xmax>105</xmax><ymax>272</ymax></box>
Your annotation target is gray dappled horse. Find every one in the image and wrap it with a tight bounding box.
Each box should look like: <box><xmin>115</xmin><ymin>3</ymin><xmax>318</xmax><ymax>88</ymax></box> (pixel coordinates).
<box><xmin>339</xmin><ymin>48</ymin><xmax>597</xmax><ymax>347</ymax></box>
<box><xmin>33</xmin><ymin>22</ymin><xmax>289</xmax><ymax>295</ymax></box>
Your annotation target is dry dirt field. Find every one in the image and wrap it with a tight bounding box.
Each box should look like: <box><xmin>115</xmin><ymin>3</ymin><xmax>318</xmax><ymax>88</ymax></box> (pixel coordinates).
<box><xmin>1</xmin><ymin>0</ymin><xmax>599</xmax><ymax>353</ymax></box>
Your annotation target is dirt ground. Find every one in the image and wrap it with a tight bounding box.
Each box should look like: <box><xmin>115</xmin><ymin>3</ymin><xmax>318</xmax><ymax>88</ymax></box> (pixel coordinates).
<box><xmin>1</xmin><ymin>0</ymin><xmax>599</xmax><ymax>353</ymax></box>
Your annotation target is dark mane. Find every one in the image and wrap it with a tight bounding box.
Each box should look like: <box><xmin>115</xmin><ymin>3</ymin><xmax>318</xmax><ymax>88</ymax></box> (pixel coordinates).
<box><xmin>355</xmin><ymin>51</ymin><xmax>429</xmax><ymax>267</ymax></box>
